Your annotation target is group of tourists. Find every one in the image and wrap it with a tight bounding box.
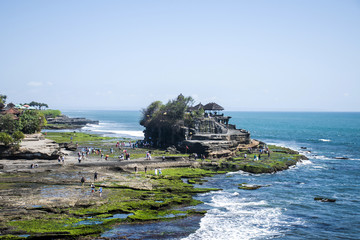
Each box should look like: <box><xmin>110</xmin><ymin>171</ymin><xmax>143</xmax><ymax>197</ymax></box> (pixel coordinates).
<box><xmin>154</xmin><ymin>168</ymin><xmax>162</xmax><ymax>175</ymax></box>
<box><xmin>247</xmin><ymin>146</ymin><xmax>271</xmax><ymax>161</ymax></box>
<box><xmin>57</xmin><ymin>155</ymin><xmax>65</xmax><ymax>164</ymax></box>
<box><xmin>80</xmin><ymin>172</ymin><xmax>102</xmax><ymax>197</ymax></box>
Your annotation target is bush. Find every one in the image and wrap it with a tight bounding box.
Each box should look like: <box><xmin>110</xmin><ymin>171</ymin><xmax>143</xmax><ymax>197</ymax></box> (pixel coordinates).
<box><xmin>13</xmin><ymin>130</ymin><xmax>25</xmax><ymax>143</ymax></box>
<box><xmin>42</xmin><ymin>109</ymin><xmax>61</xmax><ymax>118</ymax></box>
<box><xmin>0</xmin><ymin>132</ymin><xmax>14</xmax><ymax>146</ymax></box>
<box><xmin>0</xmin><ymin>114</ymin><xmax>22</xmax><ymax>135</ymax></box>
<box><xmin>20</xmin><ymin>110</ymin><xmax>46</xmax><ymax>134</ymax></box>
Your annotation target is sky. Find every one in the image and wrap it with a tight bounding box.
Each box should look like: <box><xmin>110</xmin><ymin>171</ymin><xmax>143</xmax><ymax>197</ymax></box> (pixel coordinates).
<box><xmin>1</xmin><ymin>0</ymin><xmax>359</xmax><ymax>111</ymax></box>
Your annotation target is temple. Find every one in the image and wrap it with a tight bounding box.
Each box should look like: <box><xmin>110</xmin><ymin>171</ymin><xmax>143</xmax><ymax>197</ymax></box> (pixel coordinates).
<box><xmin>181</xmin><ymin>102</ymin><xmax>252</xmax><ymax>158</ymax></box>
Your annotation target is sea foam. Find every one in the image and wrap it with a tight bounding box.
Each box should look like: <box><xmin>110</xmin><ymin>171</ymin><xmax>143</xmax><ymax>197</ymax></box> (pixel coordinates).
<box><xmin>183</xmin><ymin>191</ymin><xmax>284</xmax><ymax>240</ymax></box>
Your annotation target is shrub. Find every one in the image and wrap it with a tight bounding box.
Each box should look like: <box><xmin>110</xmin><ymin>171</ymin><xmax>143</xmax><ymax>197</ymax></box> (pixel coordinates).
<box><xmin>13</xmin><ymin>130</ymin><xmax>25</xmax><ymax>143</ymax></box>
<box><xmin>0</xmin><ymin>132</ymin><xmax>14</xmax><ymax>146</ymax></box>
<box><xmin>20</xmin><ymin>110</ymin><xmax>46</xmax><ymax>134</ymax></box>
<box><xmin>42</xmin><ymin>109</ymin><xmax>62</xmax><ymax>118</ymax></box>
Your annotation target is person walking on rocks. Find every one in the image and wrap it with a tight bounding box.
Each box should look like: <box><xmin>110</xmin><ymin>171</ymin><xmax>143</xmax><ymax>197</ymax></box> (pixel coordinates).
<box><xmin>155</xmin><ymin>168</ymin><xmax>158</xmax><ymax>176</ymax></box>
<box><xmin>144</xmin><ymin>166</ymin><xmax>148</xmax><ymax>173</ymax></box>
<box><xmin>99</xmin><ymin>187</ymin><xmax>103</xmax><ymax>197</ymax></box>
<box><xmin>94</xmin><ymin>172</ymin><xmax>98</xmax><ymax>181</ymax></box>
<box><xmin>81</xmin><ymin>176</ymin><xmax>85</xmax><ymax>186</ymax></box>
<box><xmin>91</xmin><ymin>183</ymin><xmax>95</xmax><ymax>193</ymax></box>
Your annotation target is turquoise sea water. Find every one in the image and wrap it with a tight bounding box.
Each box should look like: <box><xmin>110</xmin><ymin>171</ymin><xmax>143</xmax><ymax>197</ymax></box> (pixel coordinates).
<box><xmin>63</xmin><ymin>110</ymin><xmax>360</xmax><ymax>239</ymax></box>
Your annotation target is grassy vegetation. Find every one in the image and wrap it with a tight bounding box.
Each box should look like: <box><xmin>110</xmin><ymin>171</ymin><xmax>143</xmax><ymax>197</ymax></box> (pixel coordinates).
<box><xmin>43</xmin><ymin>132</ymin><xmax>116</xmax><ymax>144</ymax></box>
<box><xmin>200</xmin><ymin>145</ymin><xmax>307</xmax><ymax>174</ymax></box>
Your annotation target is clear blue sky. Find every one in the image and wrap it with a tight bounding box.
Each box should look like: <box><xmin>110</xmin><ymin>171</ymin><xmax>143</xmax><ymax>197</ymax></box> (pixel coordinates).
<box><xmin>1</xmin><ymin>0</ymin><xmax>359</xmax><ymax>111</ymax></box>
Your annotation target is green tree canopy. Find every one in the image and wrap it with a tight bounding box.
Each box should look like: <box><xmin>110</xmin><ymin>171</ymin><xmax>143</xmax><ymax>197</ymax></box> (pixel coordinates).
<box><xmin>0</xmin><ymin>94</ymin><xmax>6</xmax><ymax>104</ymax></box>
<box><xmin>24</xmin><ymin>101</ymin><xmax>49</xmax><ymax>110</ymax></box>
<box><xmin>19</xmin><ymin>110</ymin><xmax>47</xmax><ymax>134</ymax></box>
<box><xmin>140</xmin><ymin>94</ymin><xmax>194</xmax><ymax>147</ymax></box>
<box><xmin>0</xmin><ymin>132</ymin><xmax>13</xmax><ymax>146</ymax></box>
<box><xmin>0</xmin><ymin>114</ymin><xmax>22</xmax><ymax>135</ymax></box>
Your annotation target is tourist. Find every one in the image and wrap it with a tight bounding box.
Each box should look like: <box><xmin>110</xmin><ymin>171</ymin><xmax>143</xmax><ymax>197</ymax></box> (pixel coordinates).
<box><xmin>58</xmin><ymin>156</ymin><xmax>61</xmax><ymax>163</ymax></box>
<box><xmin>91</xmin><ymin>183</ymin><xmax>95</xmax><ymax>193</ymax></box>
<box><xmin>61</xmin><ymin>155</ymin><xmax>65</xmax><ymax>163</ymax></box>
<box><xmin>258</xmin><ymin>154</ymin><xmax>261</xmax><ymax>160</ymax></box>
<box><xmin>162</xmin><ymin>155</ymin><xmax>165</xmax><ymax>161</ymax></box>
<box><xmin>94</xmin><ymin>172</ymin><xmax>98</xmax><ymax>181</ymax></box>
<box><xmin>158</xmin><ymin>168</ymin><xmax>162</xmax><ymax>175</ymax></box>
<box><xmin>244</xmin><ymin>153</ymin><xmax>247</xmax><ymax>159</ymax></box>
<box><xmin>144</xmin><ymin>166</ymin><xmax>148</xmax><ymax>173</ymax></box>
<box><xmin>78</xmin><ymin>156</ymin><xmax>82</xmax><ymax>163</ymax></box>
<box><xmin>81</xmin><ymin>176</ymin><xmax>85</xmax><ymax>186</ymax></box>
<box><xmin>134</xmin><ymin>166</ymin><xmax>137</xmax><ymax>173</ymax></box>
<box><xmin>99</xmin><ymin>187</ymin><xmax>103</xmax><ymax>197</ymax></box>
<box><xmin>155</xmin><ymin>168</ymin><xmax>158</xmax><ymax>176</ymax></box>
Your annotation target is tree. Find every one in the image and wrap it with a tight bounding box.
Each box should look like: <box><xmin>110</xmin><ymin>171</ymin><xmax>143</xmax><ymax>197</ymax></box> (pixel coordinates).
<box><xmin>140</xmin><ymin>94</ymin><xmax>194</xmax><ymax>147</ymax></box>
<box><xmin>0</xmin><ymin>94</ymin><xmax>7</xmax><ymax>104</ymax></box>
<box><xmin>26</xmin><ymin>101</ymin><xmax>49</xmax><ymax>110</ymax></box>
<box><xmin>0</xmin><ymin>114</ymin><xmax>21</xmax><ymax>135</ymax></box>
<box><xmin>20</xmin><ymin>110</ymin><xmax>46</xmax><ymax>134</ymax></box>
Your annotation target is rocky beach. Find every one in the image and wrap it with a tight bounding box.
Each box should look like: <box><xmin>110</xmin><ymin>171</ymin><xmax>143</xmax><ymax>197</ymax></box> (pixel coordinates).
<box><xmin>0</xmin><ymin>131</ymin><xmax>306</xmax><ymax>239</ymax></box>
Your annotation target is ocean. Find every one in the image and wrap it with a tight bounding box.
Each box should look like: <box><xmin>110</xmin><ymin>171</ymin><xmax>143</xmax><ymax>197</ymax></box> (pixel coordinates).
<box><xmin>63</xmin><ymin>110</ymin><xmax>360</xmax><ymax>239</ymax></box>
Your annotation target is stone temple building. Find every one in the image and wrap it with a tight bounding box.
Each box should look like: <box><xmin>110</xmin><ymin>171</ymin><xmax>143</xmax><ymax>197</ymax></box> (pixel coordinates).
<box><xmin>181</xmin><ymin>102</ymin><xmax>251</xmax><ymax>158</ymax></box>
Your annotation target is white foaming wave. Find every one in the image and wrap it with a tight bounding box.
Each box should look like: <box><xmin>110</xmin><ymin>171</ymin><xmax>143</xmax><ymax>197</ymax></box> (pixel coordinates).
<box><xmin>296</xmin><ymin>159</ymin><xmax>312</xmax><ymax>166</ymax></box>
<box><xmin>183</xmin><ymin>192</ymin><xmax>284</xmax><ymax>240</ymax></box>
<box><xmin>319</xmin><ymin>139</ymin><xmax>331</xmax><ymax>142</ymax></box>
<box><xmin>81</xmin><ymin>121</ymin><xmax>144</xmax><ymax>138</ymax></box>
<box><xmin>82</xmin><ymin>123</ymin><xmax>102</xmax><ymax>129</ymax></box>
<box><xmin>265</xmin><ymin>140</ymin><xmax>332</xmax><ymax>163</ymax></box>
<box><xmin>91</xmin><ymin>129</ymin><xmax>144</xmax><ymax>138</ymax></box>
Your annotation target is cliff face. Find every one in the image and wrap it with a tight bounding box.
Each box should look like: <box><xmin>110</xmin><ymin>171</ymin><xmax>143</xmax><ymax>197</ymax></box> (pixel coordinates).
<box><xmin>181</xmin><ymin>117</ymin><xmax>251</xmax><ymax>157</ymax></box>
<box><xmin>143</xmin><ymin>116</ymin><xmax>251</xmax><ymax>158</ymax></box>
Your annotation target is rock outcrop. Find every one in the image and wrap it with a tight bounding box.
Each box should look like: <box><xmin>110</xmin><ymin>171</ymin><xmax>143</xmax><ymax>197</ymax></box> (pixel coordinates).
<box><xmin>181</xmin><ymin>117</ymin><xmax>251</xmax><ymax>157</ymax></box>
<box><xmin>0</xmin><ymin>134</ymin><xmax>64</xmax><ymax>160</ymax></box>
<box><xmin>45</xmin><ymin>114</ymin><xmax>99</xmax><ymax>128</ymax></box>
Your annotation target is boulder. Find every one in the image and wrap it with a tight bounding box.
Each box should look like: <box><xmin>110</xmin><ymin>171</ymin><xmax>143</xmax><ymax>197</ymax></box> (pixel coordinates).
<box><xmin>314</xmin><ymin>197</ymin><xmax>336</xmax><ymax>202</ymax></box>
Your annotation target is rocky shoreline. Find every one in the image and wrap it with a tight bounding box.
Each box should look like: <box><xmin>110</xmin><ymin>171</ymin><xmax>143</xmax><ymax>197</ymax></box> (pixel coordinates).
<box><xmin>44</xmin><ymin>114</ymin><xmax>99</xmax><ymax>130</ymax></box>
<box><xmin>0</xmin><ymin>133</ymin><xmax>307</xmax><ymax>239</ymax></box>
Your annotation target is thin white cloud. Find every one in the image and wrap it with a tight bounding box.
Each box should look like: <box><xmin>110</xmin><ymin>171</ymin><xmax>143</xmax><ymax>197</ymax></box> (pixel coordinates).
<box><xmin>46</xmin><ymin>81</ymin><xmax>54</xmax><ymax>86</ymax></box>
<box><xmin>27</xmin><ymin>81</ymin><xmax>43</xmax><ymax>87</ymax></box>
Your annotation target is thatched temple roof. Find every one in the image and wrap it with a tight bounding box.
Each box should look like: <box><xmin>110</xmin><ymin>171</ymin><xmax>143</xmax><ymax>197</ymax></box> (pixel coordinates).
<box><xmin>203</xmin><ymin>102</ymin><xmax>224</xmax><ymax>111</ymax></box>
<box><xmin>188</xmin><ymin>103</ymin><xmax>204</xmax><ymax>111</ymax></box>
